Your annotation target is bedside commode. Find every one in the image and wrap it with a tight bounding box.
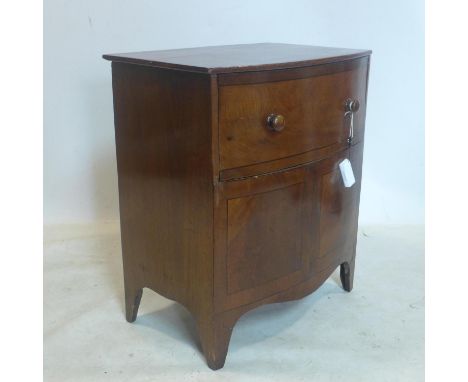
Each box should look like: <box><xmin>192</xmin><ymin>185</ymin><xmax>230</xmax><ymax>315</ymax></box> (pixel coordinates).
<box><xmin>103</xmin><ymin>43</ymin><xmax>371</xmax><ymax>369</ymax></box>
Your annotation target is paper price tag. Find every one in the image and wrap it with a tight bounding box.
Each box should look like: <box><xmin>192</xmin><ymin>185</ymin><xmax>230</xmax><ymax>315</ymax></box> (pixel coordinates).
<box><xmin>339</xmin><ymin>159</ymin><xmax>355</xmax><ymax>188</ymax></box>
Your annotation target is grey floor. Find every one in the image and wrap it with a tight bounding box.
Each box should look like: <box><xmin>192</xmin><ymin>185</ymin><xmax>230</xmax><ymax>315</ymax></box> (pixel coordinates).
<box><xmin>44</xmin><ymin>223</ymin><xmax>424</xmax><ymax>382</ymax></box>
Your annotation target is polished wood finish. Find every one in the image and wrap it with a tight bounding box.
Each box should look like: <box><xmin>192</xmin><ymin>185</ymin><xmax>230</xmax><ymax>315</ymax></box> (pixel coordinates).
<box><xmin>104</xmin><ymin>43</ymin><xmax>371</xmax><ymax>370</ymax></box>
<box><xmin>215</xmin><ymin>165</ymin><xmax>312</xmax><ymax>311</ymax></box>
<box><xmin>218</xmin><ymin>57</ymin><xmax>368</xmax><ymax>170</ymax></box>
<box><xmin>111</xmin><ymin>63</ymin><xmax>214</xmax><ymax>324</ymax></box>
<box><xmin>104</xmin><ymin>43</ymin><xmax>371</xmax><ymax>74</ymax></box>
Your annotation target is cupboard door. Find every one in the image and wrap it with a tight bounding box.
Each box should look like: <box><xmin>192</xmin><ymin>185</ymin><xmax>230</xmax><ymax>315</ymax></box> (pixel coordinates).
<box><xmin>310</xmin><ymin>143</ymin><xmax>364</xmax><ymax>273</ymax></box>
<box><xmin>214</xmin><ymin>165</ymin><xmax>313</xmax><ymax>311</ymax></box>
<box><xmin>214</xmin><ymin>143</ymin><xmax>364</xmax><ymax>311</ymax></box>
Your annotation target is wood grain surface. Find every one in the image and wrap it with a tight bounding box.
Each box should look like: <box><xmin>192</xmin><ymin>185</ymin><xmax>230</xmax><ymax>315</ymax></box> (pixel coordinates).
<box><xmin>106</xmin><ymin>43</ymin><xmax>370</xmax><ymax>369</ymax></box>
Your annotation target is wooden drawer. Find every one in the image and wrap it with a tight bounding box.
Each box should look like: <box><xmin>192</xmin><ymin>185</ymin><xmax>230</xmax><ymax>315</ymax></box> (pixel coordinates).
<box><xmin>218</xmin><ymin>58</ymin><xmax>369</xmax><ymax>172</ymax></box>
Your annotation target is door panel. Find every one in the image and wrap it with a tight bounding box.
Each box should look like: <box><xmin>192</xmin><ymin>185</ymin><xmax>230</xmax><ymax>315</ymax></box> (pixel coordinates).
<box><xmin>214</xmin><ymin>166</ymin><xmax>313</xmax><ymax>312</ymax></box>
<box><xmin>214</xmin><ymin>143</ymin><xmax>364</xmax><ymax>312</ymax></box>
<box><xmin>310</xmin><ymin>143</ymin><xmax>364</xmax><ymax>272</ymax></box>
<box><xmin>227</xmin><ymin>182</ymin><xmax>304</xmax><ymax>294</ymax></box>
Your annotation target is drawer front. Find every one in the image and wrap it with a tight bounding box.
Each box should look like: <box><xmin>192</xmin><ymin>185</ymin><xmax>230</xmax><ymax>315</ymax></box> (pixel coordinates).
<box><xmin>218</xmin><ymin>58</ymin><xmax>369</xmax><ymax>171</ymax></box>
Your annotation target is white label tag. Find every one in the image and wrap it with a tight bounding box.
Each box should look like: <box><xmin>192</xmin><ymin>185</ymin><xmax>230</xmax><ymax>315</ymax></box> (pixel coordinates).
<box><xmin>339</xmin><ymin>159</ymin><xmax>355</xmax><ymax>188</ymax></box>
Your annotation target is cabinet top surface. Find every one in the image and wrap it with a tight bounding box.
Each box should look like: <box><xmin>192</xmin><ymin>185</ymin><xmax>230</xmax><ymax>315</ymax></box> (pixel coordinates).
<box><xmin>103</xmin><ymin>43</ymin><xmax>371</xmax><ymax>74</ymax></box>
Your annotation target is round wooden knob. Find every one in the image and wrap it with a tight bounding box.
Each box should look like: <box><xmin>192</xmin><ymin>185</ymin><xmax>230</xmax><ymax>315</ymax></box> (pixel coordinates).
<box><xmin>345</xmin><ymin>99</ymin><xmax>360</xmax><ymax>113</ymax></box>
<box><xmin>266</xmin><ymin>114</ymin><xmax>286</xmax><ymax>132</ymax></box>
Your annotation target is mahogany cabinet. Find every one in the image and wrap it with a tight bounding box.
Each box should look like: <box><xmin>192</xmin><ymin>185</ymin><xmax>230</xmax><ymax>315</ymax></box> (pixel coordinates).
<box><xmin>103</xmin><ymin>43</ymin><xmax>371</xmax><ymax>369</ymax></box>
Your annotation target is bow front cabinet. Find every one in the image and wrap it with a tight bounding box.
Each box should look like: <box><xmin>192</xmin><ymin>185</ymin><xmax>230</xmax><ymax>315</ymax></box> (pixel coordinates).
<box><xmin>103</xmin><ymin>43</ymin><xmax>371</xmax><ymax>369</ymax></box>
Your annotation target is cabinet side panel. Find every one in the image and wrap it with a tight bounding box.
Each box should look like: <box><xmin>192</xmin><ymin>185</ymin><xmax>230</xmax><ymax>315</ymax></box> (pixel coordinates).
<box><xmin>111</xmin><ymin>63</ymin><xmax>214</xmax><ymax>317</ymax></box>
